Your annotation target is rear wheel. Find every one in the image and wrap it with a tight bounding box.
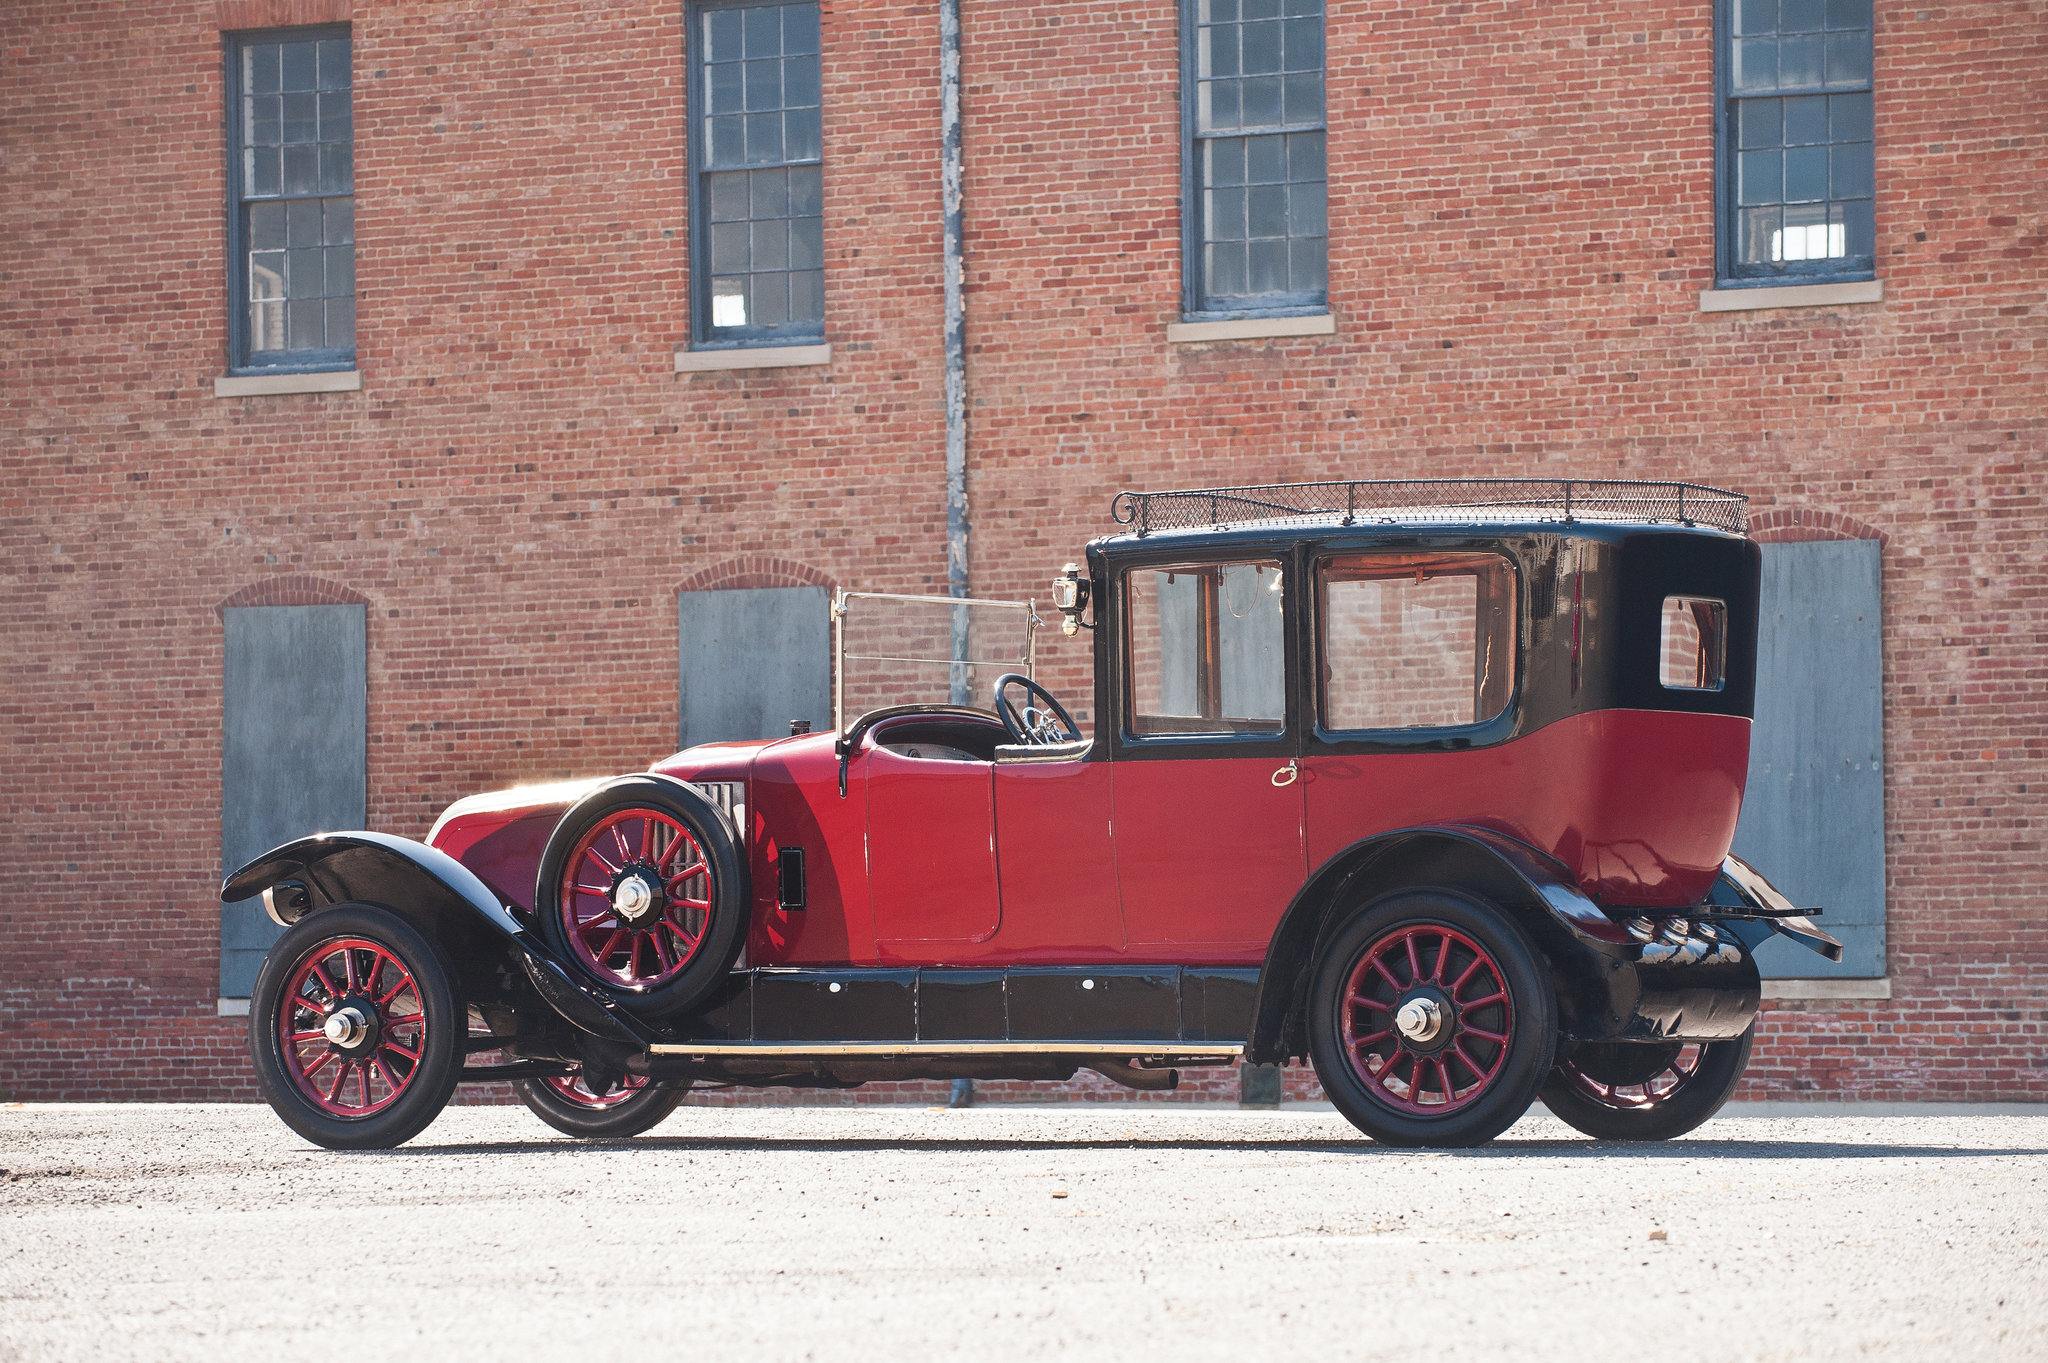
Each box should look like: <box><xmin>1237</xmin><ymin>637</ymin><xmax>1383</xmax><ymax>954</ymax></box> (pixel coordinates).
<box><xmin>1308</xmin><ymin>890</ymin><xmax>1558</xmax><ymax>1148</ymax></box>
<box><xmin>512</xmin><ymin>1069</ymin><xmax>688</xmax><ymax>1139</ymax></box>
<box><xmin>249</xmin><ymin>903</ymin><xmax>463</xmax><ymax>1150</ymax></box>
<box><xmin>1540</xmin><ymin>1027</ymin><xmax>1754</xmax><ymax>1141</ymax></box>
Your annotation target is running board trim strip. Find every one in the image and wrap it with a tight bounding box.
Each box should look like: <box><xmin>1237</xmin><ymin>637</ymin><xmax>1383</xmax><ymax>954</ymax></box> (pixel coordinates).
<box><xmin>646</xmin><ymin>1040</ymin><xmax>1247</xmax><ymax>1059</ymax></box>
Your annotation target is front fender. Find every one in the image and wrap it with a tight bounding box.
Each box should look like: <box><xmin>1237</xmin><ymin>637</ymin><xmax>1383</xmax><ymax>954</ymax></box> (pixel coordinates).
<box><xmin>221</xmin><ymin>832</ymin><xmax>658</xmax><ymax>1046</ymax></box>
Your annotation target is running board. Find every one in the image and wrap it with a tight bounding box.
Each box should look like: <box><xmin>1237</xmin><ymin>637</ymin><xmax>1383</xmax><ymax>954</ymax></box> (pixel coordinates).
<box><xmin>647</xmin><ymin>1040</ymin><xmax>1246</xmax><ymax>1060</ymax></box>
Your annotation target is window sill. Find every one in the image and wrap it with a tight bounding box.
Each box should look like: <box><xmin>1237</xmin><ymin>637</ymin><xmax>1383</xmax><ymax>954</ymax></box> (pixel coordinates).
<box><xmin>675</xmin><ymin>343</ymin><xmax>832</xmax><ymax>373</ymax></box>
<box><xmin>1166</xmin><ymin>314</ymin><xmax>1336</xmax><ymax>344</ymax></box>
<box><xmin>1761</xmin><ymin>976</ymin><xmax>1892</xmax><ymax>1001</ymax></box>
<box><xmin>1699</xmin><ymin>280</ymin><xmax>1884</xmax><ymax>313</ymax></box>
<box><xmin>216</xmin><ymin>997</ymin><xmax>251</xmax><ymax>1017</ymax></box>
<box><xmin>214</xmin><ymin>370</ymin><xmax>362</xmax><ymax>398</ymax></box>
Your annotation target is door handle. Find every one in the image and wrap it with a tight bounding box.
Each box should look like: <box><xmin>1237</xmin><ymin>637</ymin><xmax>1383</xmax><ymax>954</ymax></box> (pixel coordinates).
<box><xmin>1271</xmin><ymin>760</ymin><xmax>1298</xmax><ymax>788</ymax></box>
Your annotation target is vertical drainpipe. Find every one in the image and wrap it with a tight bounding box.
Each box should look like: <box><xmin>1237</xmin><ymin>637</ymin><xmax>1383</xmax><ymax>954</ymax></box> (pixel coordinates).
<box><xmin>941</xmin><ymin>0</ymin><xmax>970</xmax><ymax>705</ymax></box>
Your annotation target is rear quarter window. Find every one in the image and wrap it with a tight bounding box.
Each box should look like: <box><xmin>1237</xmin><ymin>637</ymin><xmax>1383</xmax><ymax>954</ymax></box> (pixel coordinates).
<box><xmin>1317</xmin><ymin>552</ymin><xmax>1517</xmax><ymax>731</ymax></box>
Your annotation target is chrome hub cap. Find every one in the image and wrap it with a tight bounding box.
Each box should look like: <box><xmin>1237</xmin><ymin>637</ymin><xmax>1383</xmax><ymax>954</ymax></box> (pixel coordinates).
<box><xmin>611</xmin><ymin>872</ymin><xmax>661</xmax><ymax>925</ymax></box>
<box><xmin>322</xmin><ymin>1005</ymin><xmax>371</xmax><ymax>1049</ymax></box>
<box><xmin>1395</xmin><ymin>996</ymin><xmax>1445</xmax><ymax>1045</ymax></box>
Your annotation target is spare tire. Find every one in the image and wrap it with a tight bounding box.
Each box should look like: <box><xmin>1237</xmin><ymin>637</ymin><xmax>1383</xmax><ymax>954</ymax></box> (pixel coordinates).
<box><xmin>534</xmin><ymin>775</ymin><xmax>749</xmax><ymax>1018</ymax></box>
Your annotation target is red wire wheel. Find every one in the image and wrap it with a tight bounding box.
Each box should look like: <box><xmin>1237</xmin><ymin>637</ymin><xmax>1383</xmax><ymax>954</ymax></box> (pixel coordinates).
<box><xmin>1540</xmin><ymin>1028</ymin><xmax>1756</xmax><ymax>1141</ymax></box>
<box><xmin>277</xmin><ymin>936</ymin><xmax>430</xmax><ymax>1118</ymax></box>
<box><xmin>511</xmin><ymin>1067</ymin><xmax>688</xmax><ymax>1138</ymax></box>
<box><xmin>1340</xmin><ymin>923</ymin><xmax>1513</xmax><ymax>1117</ymax></box>
<box><xmin>1557</xmin><ymin>1043</ymin><xmax>1702</xmax><ymax>1110</ymax></box>
<box><xmin>538</xmin><ymin>1070</ymin><xmax>649</xmax><ymax>1111</ymax></box>
<box><xmin>558</xmin><ymin>807</ymin><xmax>715</xmax><ymax>989</ymax></box>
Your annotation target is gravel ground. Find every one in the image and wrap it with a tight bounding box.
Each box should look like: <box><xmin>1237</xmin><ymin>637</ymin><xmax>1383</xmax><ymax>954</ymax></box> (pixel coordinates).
<box><xmin>2</xmin><ymin>1101</ymin><xmax>2045</xmax><ymax>1363</ymax></box>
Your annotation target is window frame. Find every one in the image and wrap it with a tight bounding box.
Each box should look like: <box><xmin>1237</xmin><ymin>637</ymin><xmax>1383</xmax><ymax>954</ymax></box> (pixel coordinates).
<box><xmin>1178</xmin><ymin>0</ymin><xmax>1330</xmax><ymax>321</ymax></box>
<box><xmin>222</xmin><ymin>24</ymin><xmax>356</xmax><ymax>375</ymax></box>
<box><xmin>1712</xmin><ymin>0</ymin><xmax>1877</xmax><ymax>290</ymax></box>
<box><xmin>685</xmin><ymin>0</ymin><xmax>827</xmax><ymax>351</ymax></box>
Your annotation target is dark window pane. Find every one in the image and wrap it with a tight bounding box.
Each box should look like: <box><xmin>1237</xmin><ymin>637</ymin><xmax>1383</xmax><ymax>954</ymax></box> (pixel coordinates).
<box><xmin>1282</xmin><ymin>72</ymin><xmax>1322</xmax><ymax>125</ymax></box>
<box><xmin>1737</xmin><ymin>97</ymin><xmax>1781</xmax><ymax>148</ymax></box>
<box><xmin>1243</xmin><ymin>0</ymin><xmax>1280</xmax><ymax>18</ymax></box>
<box><xmin>1781</xmin><ymin>0</ymin><xmax>1825</xmax><ymax>31</ymax></box>
<box><xmin>1241</xmin><ymin>74</ymin><xmax>1282</xmax><ymax>126</ymax></box>
<box><xmin>282</xmin><ymin>42</ymin><xmax>317</xmax><ymax>92</ymax></box>
<box><xmin>1292</xmin><ymin>180</ymin><xmax>1326</xmax><ymax>237</ymax></box>
<box><xmin>1783</xmin><ymin>94</ymin><xmax>1827</xmax><ymax>143</ymax></box>
<box><xmin>325</xmin><ymin>197</ymin><xmax>353</xmax><ymax>244</ymax></box>
<box><xmin>1830</xmin><ymin>141</ymin><xmax>1873</xmax><ymax>198</ymax></box>
<box><xmin>789</xmin><ymin>163</ymin><xmax>823</xmax><ymax>215</ymax></box>
<box><xmin>1290</xmin><ymin>234</ymin><xmax>1327</xmax><ymax>291</ymax></box>
<box><xmin>745</xmin><ymin>112</ymin><xmax>784</xmax><ymax>164</ymax></box>
<box><xmin>1207</xmin><ymin>241</ymin><xmax>1247</xmax><ymax>294</ymax></box>
<box><xmin>750</xmin><ymin>167</ymin><xmax>789</xmax><ymax>219</ymax></box>
<box><xmin>249</xmin><ymin>201</ymin><xmax>287</xmax><ymax>250</ymax></box>
<box><xmin>1283</xmin><ymin>18</ymin><xmax>1322</xmax><ymax>70</ymax></box>
<box><xmin>1207</xmin><ymin>186</ymin><xmax>1247</xmax><ymax>240</ymax></box>
<box><xmin>1246</xmin><ymin>181</ymin><xmax>1287</xmax><ymax>237</ymax></box>
<box><xmin>706</xmin><ymin>10</ymin><xmax>742</xmax><ymax>62</ymax></box>
<box><xmin>785</xmin><ymin>53</ymin><xmax>821</xmax><ymax>107</ymax></box>
<box><xmin>1738</xmin><ymin>205</ymin><xmax>1781</xmax><ymax>262</ymax></box>
<box><xmin>1825</xmin><ymin>0</ymin><xmax>1871</xmax><ymax>28</ymax></box>
<box><xmin>784</xmin><ymin>4</ymin><xmax>820</xmax><ymax>54</ymax></box>
<box><xmin>247</xmin><ymin>146</ymin><xmax>281</xmax><ymax>196</ymax></box>
<box><xmin>1784</xmin><ymin>145</ymin><xmax>1827</xmax><ymax>200</ymax></box>
<box><xmin>1737</xmin><ymin>149</ymin><xmax>1782</xmax><ymax>205</ymax></box>
<box><xmin>1736</xmin><ymin>0</ymin><xmax>1778</xmax><ymax>34</ymax></box>
<box><xmin>1838</xmin><ymin>197</ymin><xmax>1875</xmax><ymax>255</ymax></box>
<box><xmin>709</xmin><ymin>62</ymin><xmax>743</xmax><ymax>114</ymax></box>
<box><xmin>248</xmin><ymin>44</ymin><xmax>281</xmax><ymax>95</ymax></box>
<box><xmin>1245</xmin><ymin>133</ymin><xmax>1286</xmax><ymax>183</ymax></box>
<box><xmin>282</xmin><ymin>144</ymin><xmax>318</xmax><ymax>195</ymax></box>
<box><xmin>709</xmin><ymin>171</ymin><xmax>749</xmax><ymax>221</ymax></box>
<box><xmin>325</xmin><ymin>246</ymin><xmax>354</xmax><ymax>297</ymax></box>
<box><xmin>1779</xmin><ymin>33</ymin><xmax>1823</xmax><ymax>86</ymax></box>
<box><xmin>1241</xmin><ymin>20</ymin><xmax>1281</xmax><ymax>74</ymax></box>
<box><xmin>1206</xmin><ymin>137</ymin><xmax>1246</xmax><ymax>186</ymax></box>
<box><xmin>744</xmin><ymin>4</ymin><xmax>781</xmax><ymax>56</ymax></box>
<box><xmin>1732</xmin><ymin>38</ymin><xmax>1777</xmax><ymax>92</ymax></box>
<box><xmin>288</xmin><ymin>297</ymin><xmax>323</xmax><ymax>348</ymax></box>
<box><xmin>282</xmin><ymin>92</ymin><xmax>316</xmax><ymax>143</ymax></box>
<box><xmin>1247</xmin><ymin>237</ymin><xmax>1288</xmax><ymax>293</ymax></box>
<box><xmin>790</xmin><ymin>215</ymin><xmax>823</xmax><ymax>269</ymax></box>
<box><xmin>752</xmin><ymin>273</ymin><xmax>788</xmax><ymax>326</ymax></box>
<box><xmin>789</xmin><ymin>269</ymin><xmax>823</xmax><ymax>322</ymax></box>
<box><xmin>1284</xmin><ymin>0</ymin><xmax>1320</xmax><ymax>13</ymax></box>
<box><xmin>288</xmin><ymin>246</ymin><xmax>322</xmax><ymax>295</ymax></box>
<box><xmin>711</xmin><ymin>221</ymin><xmax>750</xmax><ymax>273</ymax></box>
<box><xmin>1203</xmin><ymin>79</ymin><xmax>1241</xmax><ymax>130</ymax></box>
<box><xmin>318</xmin><ymin>39</ymin><xmax>350</xmax><ymax>90</ymax></box>
<box><xmin>1830</xmin><ymin>90</ymin><xmax>1872</xmax><ymax>140</ymax></box>
<box><xmin>785</xmin><ymin>107</ymin><xmax>821</xmax><ymax>161</ymax></box>
<box><xmin>319</xmin><ymin>91</ymin><xmax>351</xmax><ymax>142</ymax></box>
<box><xmin>709</xmin><ymin>113</ymin><xmax>745</xmax><ymax>165</ymax></box>
<box><xmin>1825</xmin><ymin>30</ymin><xmax>1871</xmax><ymax>85</ymax></box>
<box><xmin>1201</xmin><ymin>0</ymin><xmax>1238</xmax><ymax>21</ymax></box>
<box><xmin>744</xmin><ymin>58</ymin><xmax>782</xmax><ymax>111</ymax></box>
<box><xmin>287</xmin><ymin>197</ymin><xmax>322</xmax><ymax>246</ymax></box>
<box><xmin>326</xmin><ymin>295</ymin><xmax>354</xmax><ymax>348</ymax></box>
<box><xmin>752</xmin><ymin>219</ymin><xmax>789</xmax><ymax>271</ymax></box>
<box><xmin>319</xmin><ymin>142</ymin><xmax>351</xmax><ymax>194</ymax></box>
<box><xmin>1202</xmin><ymin>25</ymin><xmax>1238</xmax><ymax>79</ymax></box>
<box><xmin>248</xmin><ymin>94</ymin><xmax>281</xmax><ymax>147</ymax></box>
<box><xmin>1289</xmin><ymin>130</ymin><xmax>1325</xmax><ymax>180</ymax></box>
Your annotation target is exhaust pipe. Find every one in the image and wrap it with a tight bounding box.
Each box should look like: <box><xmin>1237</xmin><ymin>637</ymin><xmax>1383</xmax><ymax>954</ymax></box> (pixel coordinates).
<box><xmin>1087</xmin><ymin>1059</ymin><xmax>1180</xmax><ymax>1092</ymax></box>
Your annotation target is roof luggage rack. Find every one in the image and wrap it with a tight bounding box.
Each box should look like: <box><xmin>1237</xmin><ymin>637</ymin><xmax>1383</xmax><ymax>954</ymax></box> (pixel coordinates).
<box><xmin>1109</xmin><ymin>478</ymin><xmax>1748</xmax><ymax>537</ymax></box>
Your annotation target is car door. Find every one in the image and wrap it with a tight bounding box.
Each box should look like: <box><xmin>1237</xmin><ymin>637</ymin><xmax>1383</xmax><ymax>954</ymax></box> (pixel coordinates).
<box><xmin>1110</xmin><ymin>552</ymin><xmax>1305</xmax><ymax>953</ymax></box>
<box><xmin>867</xmin><ymin>739</ymin><xmax>1001</xmax><ymax>944</ymax></box>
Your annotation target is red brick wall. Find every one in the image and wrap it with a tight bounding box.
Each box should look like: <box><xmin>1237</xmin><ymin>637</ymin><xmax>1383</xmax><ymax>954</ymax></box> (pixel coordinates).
<box><xmin>2</xmin><ymin>0</ymin><xmax>2042</xmax><ymax>1104</ymax></box>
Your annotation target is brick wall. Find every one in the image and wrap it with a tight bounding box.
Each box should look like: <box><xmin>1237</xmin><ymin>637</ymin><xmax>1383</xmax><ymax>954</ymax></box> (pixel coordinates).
<box><xmin>2</xmin><ymin>0</ymin><xmax>2042</xmax><ymax>1104</ymax></box>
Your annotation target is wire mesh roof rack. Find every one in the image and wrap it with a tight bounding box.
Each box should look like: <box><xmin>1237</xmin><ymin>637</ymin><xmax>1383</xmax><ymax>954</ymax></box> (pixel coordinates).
<box><xmin>1109</xmin><ymin>478</ymin><xmax>1748</xmax><ymax>537</ymax></box>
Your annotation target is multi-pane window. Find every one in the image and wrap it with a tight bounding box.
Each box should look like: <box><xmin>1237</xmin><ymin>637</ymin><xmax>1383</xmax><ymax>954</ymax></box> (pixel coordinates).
<box><xmin>227</xmin><ymin>29</ymin><xmax>355</xmax><ymax>370</ymax></box>
<box><xmin>1184</xmin><ymin>0</ymin><xmax>1327</xmax><ymax>316</ymax></box>
<box><xmin>690</xmin><ymin>1</ymin><xmax>824</xmax><ymax>346</ymax></box>
<box><xmin>1721</xmin><ymin>0</ymin><xmax>1874</xmax><ymax>282</ymax></box>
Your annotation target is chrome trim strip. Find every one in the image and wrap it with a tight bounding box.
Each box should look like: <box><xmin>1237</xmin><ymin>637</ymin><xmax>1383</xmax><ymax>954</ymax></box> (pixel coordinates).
<box><xmin>647</xmin><ymin>1040</ymin><xmax>1246</xmax><ymax>1059</ymax></box>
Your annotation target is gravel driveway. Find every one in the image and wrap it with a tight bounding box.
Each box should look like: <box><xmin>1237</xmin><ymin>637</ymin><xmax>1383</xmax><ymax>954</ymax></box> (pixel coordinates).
<box><xmin>3</xmin><ymin>1102</ymin><xmax>2044</xmax><ymax>1362</ymax></box>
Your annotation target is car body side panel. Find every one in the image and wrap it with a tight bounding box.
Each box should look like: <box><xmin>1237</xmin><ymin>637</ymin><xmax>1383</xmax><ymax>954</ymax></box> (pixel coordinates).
<box><xmin>867</xmin><ymin>746</ymin><xmax>1001</xmax><ymax>943</ymax></box>
<box><xmin>988</xmin><ymin>756</ymin><xmax>1125</xmax><ymax>959</ymax></box>
<box><xmin>740</xmin><ymin>736</ymin><xmax>874</xmax><ymax>965</ymax></box>
<box><xmin>1114</xmin><ymin>754</ymin><xmax>1307</xmax><ymax>951</ymax></box>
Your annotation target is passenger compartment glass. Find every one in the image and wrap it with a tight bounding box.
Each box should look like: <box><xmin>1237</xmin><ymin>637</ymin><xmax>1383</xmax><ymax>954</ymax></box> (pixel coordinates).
<box><xmin>1317</xmin><ymin>552</ymin><xmax>1517</xmax><ymax>731</ymax></box>
<box><xmin>1659</xmin><ymin>596</ymin><xmax>1728</xmax><ymax>691</ymax></box>
<box><xmin>1125</xmin><ymin>560</ymin><xmax>1286</xmax><ymax>735</ymax></box>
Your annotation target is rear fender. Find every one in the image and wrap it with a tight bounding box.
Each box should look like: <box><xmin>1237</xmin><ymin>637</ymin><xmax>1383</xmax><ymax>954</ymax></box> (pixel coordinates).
<box><xmin>221</xmin><ymin>831</ymin><xmax>657</xmax><ymax>1046</ymax></box>
<box><xmin>1246</xmin><ymin>826</ymin><xmax>1650</xmax><ymax>1064</ymax></box>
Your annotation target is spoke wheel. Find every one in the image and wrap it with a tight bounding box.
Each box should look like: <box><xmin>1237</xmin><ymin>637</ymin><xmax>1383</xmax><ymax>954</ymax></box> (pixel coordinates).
<box><xmin>1541</xmin><ymin>1028</ymin><xmax>1755</xmax><ymax>1141</ymax></box>
<box><xmin>249</xmin><ymin>903</ymin><xmax>463</xmax><ymax>1150</ymax></box>
<box><xmin>1309</xmin><ymin>890</ymin><xmax>1557</xmax><ymax>1148</ymax></box>
<box><xmin>513</xmin><ymin>1068</ymin><xmax>688</xmax><ymax>1139</ymax></box>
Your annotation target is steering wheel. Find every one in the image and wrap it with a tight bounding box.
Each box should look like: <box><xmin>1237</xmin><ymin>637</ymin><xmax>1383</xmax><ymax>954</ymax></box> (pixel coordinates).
<box><xmin>993</xmin><ymin>673</ymin><xmax>1081</xmax><ymax>746</ymax></box>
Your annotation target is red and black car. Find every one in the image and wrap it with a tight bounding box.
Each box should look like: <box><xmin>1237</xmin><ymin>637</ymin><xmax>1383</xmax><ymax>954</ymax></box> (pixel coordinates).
<box><xmin>226</xmin><ymin>478</ymin><xmax>1839</xmax><ymax>1149</ymax></box>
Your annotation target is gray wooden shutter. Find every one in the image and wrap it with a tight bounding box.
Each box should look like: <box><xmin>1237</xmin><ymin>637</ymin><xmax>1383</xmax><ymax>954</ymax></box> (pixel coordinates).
<box><xmin>220</xmin><ymin>604</ymin><xmax>368</xmax><ymax>996</ymax></box>
<box><xmin>678</xmin><ymin>586</ymin><xmax>831</xmax><ymax>747</ymax></box>
<box><xmin>1732</xmin><ymin>541</ymin><xmax>1885</xmax><ymax>977</ymax></box>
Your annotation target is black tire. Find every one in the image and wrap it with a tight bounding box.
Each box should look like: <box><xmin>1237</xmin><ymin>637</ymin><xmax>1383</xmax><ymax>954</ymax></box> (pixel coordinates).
<box><xmin>511</xmin><ymin>1071</ymin><xmax>689</xmax><ymax>1139</ymax></box>
<box><xmin>249</xmin><ymin>902</ymin><xmax>464</xmax><ymax>1150</ymax></box>
<box><xmin>1540</xmin><ymin>1026</ymin><xmax>1754</xmax><ymax>1141</ymax></box>
<box><xmin>1308</xmin><ymin>889</ymin><xmax>1558</xmax><ymax>1149</ymax></box>
<box><xmin>534</xmin><ymin>775</ymin><xmax>748</xmax><ymax>1019</ymax></box>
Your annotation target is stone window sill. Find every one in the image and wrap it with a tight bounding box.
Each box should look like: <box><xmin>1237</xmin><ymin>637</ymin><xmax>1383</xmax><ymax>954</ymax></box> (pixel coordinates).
<box><xmin>214</xmin><ymin>370</ymin><xmax>362</xmax><ymax>398</ymax></box>
<box><xmin>1166</xmin><ymin>313</ymin><xmax>1336</xmax><ymax>344</ymax></box>
<box><xmin>675</xmin><ymin>343</ymin><xmax>832</xmax><ymax>373</ymax></box>
<box><xmin>217</xmin><ymin>997</ymin><xmax>250</xmax><ymax>1017</ymax></box>
<box><xmin>1699</xmin><ymin>280</ymin><xmax>1884</xmax><ymax>313</ymax></box>
<box><xmin>1761</xmin><ymin>976</ymin><xmax>1892</xmax><ymax>1001</ymax></box>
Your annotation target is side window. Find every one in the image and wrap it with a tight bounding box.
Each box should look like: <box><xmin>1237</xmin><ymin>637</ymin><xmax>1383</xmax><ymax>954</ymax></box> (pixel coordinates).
<box><xmin>1659</xmin><ymin>596</ymin><xmax>1729</xmax><ymax>690</ymax></box>
<box><xmin>226</xmin><ymin>28</ymin><xmax>355</xmax><ymax>373</ymax></box>
<box><xmin>220</xmin><ymin>604</ymin><xmax>366</xmax><ymax>998</ymax></box>
<box><xmin>689</xmin><ymin>0</ymin><xmax>825</xmax><ymax>348</ymax></box>
<box><xmin>1125</xmin><ymin>561</ymin><xmax>1285</xmax><ymax>735</ymax></box>
<box><xmin>1719</xmin><ymin>0</ymin><xmax>1875</xmax><ymax>284</ymax></box>
<box><xmin>1317</xmin><ymin>553</ymin><xmax>1516</xmax><ymax>732</ymax></box>
<box><xmin>1182</xmin><ymin>0</ymin><xmax>1328</xmax><ymax>317</ymax></box>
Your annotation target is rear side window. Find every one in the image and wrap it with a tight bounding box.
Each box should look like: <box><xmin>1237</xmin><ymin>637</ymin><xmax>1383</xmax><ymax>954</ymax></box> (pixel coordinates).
<box><xmin>1317</xmin><ymin>553</ymin><xmax>1517</xmax><ymax>731</ymax></box>
<box><xmin>1125</xmin><ymin>560</ymin><xmax>1286</xmax><ymax>735</ymax></box>
<box><xmin>1660</xmin><ymin>596</ymin><xmax>1728</xmax><ymax>690</ymax></box>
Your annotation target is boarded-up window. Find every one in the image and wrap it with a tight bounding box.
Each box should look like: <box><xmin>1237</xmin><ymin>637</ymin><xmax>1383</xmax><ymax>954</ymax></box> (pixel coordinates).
<box><xmin>1733</xmin><ymin>540</ymin><xmax>1884</xmax><ymax>977</ymax></box>
<box><xmin>678</xmin><ymin>586</ymin><xmax>831</xmax><ymax>746</ymax></box>
<box><xmin>220</xmin><ymin>604</ymin><xmax>367</xmax><ymax>996</ymax></box>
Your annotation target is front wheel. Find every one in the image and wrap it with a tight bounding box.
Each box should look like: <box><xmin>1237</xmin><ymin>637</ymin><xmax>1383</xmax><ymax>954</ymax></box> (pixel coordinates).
<box><xmin>1308</xmin><ymin>890</ymin><xmax>1559</xmax><ymax>1148</ymax></box>
<box><xmin>1540</xmin><ymin>1027</ymin><xmax>1754</xmax><ymax>1141</ymax></box>
<box><xmin>249</xmin><ymin>902</ymin><xmax>464</xmax><ymax>1150</ymax></box>
<box><xmin>512</xmin><ymin>1070</ymin><xmax>688</xmax><ymax>1139</ymax></box>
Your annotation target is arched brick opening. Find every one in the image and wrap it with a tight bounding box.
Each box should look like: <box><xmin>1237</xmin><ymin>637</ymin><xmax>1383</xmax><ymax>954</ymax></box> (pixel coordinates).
<box><xmin>214</xmin><ymin>576</ymin><xmax>371</xmax><ymax>619</ymax></box>
<box><xmin>675</xmin><ymin>556</ymin><xmax>837</xmax><ymax>594</ymax></box>
<box><xmin>1750</xmin><ymin>508</ymin><xmax>1888</xmax><ymax>547</ymax></box>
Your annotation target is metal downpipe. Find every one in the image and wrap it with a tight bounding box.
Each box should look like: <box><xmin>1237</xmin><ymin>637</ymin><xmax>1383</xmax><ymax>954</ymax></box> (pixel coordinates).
<box><xmin>941</xmin><ymin>0</ymin><xmax>970</xmax><ymax>705</ymax></box>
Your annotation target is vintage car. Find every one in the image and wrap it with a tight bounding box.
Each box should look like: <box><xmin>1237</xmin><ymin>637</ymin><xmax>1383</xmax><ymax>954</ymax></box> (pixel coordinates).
<box><xmin>226</xmin><ymin>478</ymin><xmax>1840</xmax><ymax>1150</ymax></box>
